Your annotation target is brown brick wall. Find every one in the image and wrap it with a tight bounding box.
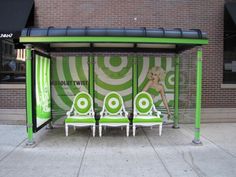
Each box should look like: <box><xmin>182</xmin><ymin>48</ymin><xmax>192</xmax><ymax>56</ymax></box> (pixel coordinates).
<box><xmin>33</xmin><ymin>0</ymin><xmax>236</xmax><ymax>108</ymax></box>
<box><xmin>0</xmin><ymin>89</ymin><xmax>25</xmax><ymax>109</ymax></box>
<box><xmin>2</xmin><ymin>0</ymin><xmax>235</xmax><ymax>109</ymax></box>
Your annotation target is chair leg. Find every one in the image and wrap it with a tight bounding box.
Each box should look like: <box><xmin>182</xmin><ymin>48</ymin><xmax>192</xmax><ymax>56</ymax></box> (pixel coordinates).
<box><xmin>159</xmin><ymin>124</ymin><xmax>162</xmax><ymax>136</ymax></box>
<box><xmin>73</xmin><ymin>126</ymin><xmax>76</xmax><ymax>131</ymax></box>
<box><xmin>133</xmin><ymin>125</ymin><xmax>136</xmax><ymax>136</ymax></box>
<box><xmin>65</xmin><ymin>124</ymin><xmax>68</xmax><ymax>136</ymax></box>
<box><xmin>126</xmin><ymin>125</ymin><xmax>129</xmax><ymax>137</ymax></box>
<box><xmin>92</xmin><ymin>125</ymin><xmax>95</xmax><ymax>137</ymax></box>
<box><xmin>121</xmin><ymin>126</ymin><xmax>123</xmax><ymax>130</ymax></box>
<box><xmin>99</xmin><ymin>125</ymin><xmax>102</xmax><ymax>137</ymax></box>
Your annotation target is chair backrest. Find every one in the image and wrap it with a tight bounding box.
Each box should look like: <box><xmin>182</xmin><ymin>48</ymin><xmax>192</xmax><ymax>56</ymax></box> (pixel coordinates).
<box><xmin>73</xmin><ymin>91</ymin><xmax>93</xmax><ymax>115</ymax></box>
<box><xmin>104</xmin><ymin>92</ymin><xmax>124</xmax><ymax>115</ymax></box>
<box><xmin>134</xmin><ymin>91</ymin><xmax>153</xmax><ymax>115</ymax></box>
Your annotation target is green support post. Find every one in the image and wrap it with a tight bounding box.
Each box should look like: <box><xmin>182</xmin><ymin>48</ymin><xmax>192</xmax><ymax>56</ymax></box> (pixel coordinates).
<box><xmin>173</xmin><ymin>55</ymin><xmax>180</xmax><ymax>128</ymax></box>
<box><xmin>89</xmin><ymin>55</ymin><xmax>94</xmax><ymax>102</ymax></box>
<box><xmin>132</xmin><ymin>55</ymin><xmax>138</xmax><ymax>105</ymax></box>
<box><xmin>193</xmin><ymin>48</ymin><xmax>203</xmax><ymax>145</ymax></box>
<box><xmin>25</xmin><ymin>44</ymin><xmax>35</xmax><ymax>146</ymax></box>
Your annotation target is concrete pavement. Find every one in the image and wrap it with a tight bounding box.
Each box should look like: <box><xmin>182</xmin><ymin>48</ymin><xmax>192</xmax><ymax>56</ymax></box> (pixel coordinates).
<box><xmin>0</xmin><ymin>123</ymin><xmax>236</xmax><ymax>177</ymax></box>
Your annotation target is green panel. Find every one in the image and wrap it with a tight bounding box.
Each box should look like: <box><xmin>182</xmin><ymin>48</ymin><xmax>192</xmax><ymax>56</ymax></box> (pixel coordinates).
<box><xmin>20</xmin><ymin>36</ymin><xmax>208</xmax><ymax>45</ymax></box>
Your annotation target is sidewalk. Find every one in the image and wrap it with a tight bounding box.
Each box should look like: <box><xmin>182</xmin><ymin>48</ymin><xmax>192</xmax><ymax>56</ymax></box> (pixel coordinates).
<box><xmin>0</xmin><ymin>123</ymin><xmax>236</xmax><ymax>177</ymax></box>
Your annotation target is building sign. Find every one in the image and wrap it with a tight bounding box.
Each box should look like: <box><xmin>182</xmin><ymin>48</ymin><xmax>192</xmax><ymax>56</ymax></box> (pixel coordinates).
<box><xmin>0</xmin><ymin>33</ymin><xmax>13</xmax><ymax>38</ymax></box>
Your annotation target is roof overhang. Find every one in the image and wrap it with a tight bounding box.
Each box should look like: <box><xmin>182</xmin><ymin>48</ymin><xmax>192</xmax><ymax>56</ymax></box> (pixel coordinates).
<box><xmin>19</xmin><ymin>27</ymin><xmax>208</xmax><ymax>53</ymax></box>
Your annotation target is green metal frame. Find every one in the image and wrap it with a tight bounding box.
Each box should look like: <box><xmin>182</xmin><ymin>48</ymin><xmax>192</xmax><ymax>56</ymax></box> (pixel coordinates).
<box><xmin>20</xmin><ymin>36</ymin><xmax>208</xmax><ymax>45</ymax></box>
<box><xmin>193</xmin><ymin>48</ymin><xmax>203</xmax><ymax>144</ymax></box>
<box><xmin>174</xmin><ymin>55</ymin><xmax>180</xmax><ymax>128</ymax></box>
<box><xmin>25</xmin><ymin>45</ymin><xmax>34</xmax><ymax>145</ymax></box>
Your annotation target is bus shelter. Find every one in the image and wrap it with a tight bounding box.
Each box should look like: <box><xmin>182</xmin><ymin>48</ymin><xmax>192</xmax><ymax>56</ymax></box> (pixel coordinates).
<box><xmin>19</xmin><ymin>27</ymin><xmax>208</xmax><ymax>145</ymax></box>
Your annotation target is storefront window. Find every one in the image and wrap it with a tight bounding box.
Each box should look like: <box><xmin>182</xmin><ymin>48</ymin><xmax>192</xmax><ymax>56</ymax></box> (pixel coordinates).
<box><xmin>0</xmin><ymin>39</ymin><xmax>25</xmax><ymax>83</ymax></box>
<box><xmin>223</xmin><ymin>2</ymin><xmax>236</xmax><ymax>84</ymax></box>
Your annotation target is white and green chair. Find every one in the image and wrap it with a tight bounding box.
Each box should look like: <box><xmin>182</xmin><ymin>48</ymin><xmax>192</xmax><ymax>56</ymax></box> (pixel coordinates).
<box><xmin>99</xmin><ymin>92</ymin><xmax>129</xmax><ymax>137</ymax></box>
<box><xmin>133</xmin><ymin>91</ymin><xmax>163</xmax><ymax>136</ymax></box>
<box><xmin>65</xmin><ymin>91</ymin><xmax>96</xmax><ymax>137</ymax></box>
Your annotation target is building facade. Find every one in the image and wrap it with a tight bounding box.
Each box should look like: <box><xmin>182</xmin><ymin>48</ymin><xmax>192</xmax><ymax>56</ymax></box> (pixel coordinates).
<box><xmin>1</xmin><ymin>0</ymin><xmax>236</xmax><ymax>123</ymax></box>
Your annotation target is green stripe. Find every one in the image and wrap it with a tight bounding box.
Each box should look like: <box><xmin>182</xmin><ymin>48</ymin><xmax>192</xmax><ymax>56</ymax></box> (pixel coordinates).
<box><xmin>51</xmin><ymin>59</ymin><xmax>72</xmax><ymax>107</ymax></box>
<box><xmin>96</xmin><ymin>55</ymin><xmax>132</xmax><ymax>79</ymax></box>
<box><xmin>20</xmin><ymin>36</ymin><xmax>208</xmax><ymax>45</ymax></box>
<box><xmin>138</xmin><ymin>57</ymin><xmax>155</xmax><ymax>91</ymax></box>
<box><xmin>75</xmin><ymin>56</ymin><xmax>88</xmax><ymax>89</ymax></box>
<box><xmin>161</xmin><ymin>56</ymin><xmax>166</xmax><ymax>70</ymax></box>
<box><xmin>62</xmin><ymin>56</ymin><xmax>80</xmax><ymax>95</ymax></box>
<box><xmin>95</xmin><ymin>76</ymin><xmax>131</xmax><ymax>91</ymax></box>
<box><xmin>95</xmin><ymin>91</ymin><xmax>132</xmax><ymax>102</ymax></box>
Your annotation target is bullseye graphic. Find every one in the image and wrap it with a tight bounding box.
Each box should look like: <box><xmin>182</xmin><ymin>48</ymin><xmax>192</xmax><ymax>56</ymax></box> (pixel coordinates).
<box><xmin>135</xmin><ymin>92</ymin><xmax>153</xmax><ymax>114</ymax></box>
<box><xmin>77</xmin><ymin>98</ymin><xmax>88</xmax><ymax>109</ymax></box>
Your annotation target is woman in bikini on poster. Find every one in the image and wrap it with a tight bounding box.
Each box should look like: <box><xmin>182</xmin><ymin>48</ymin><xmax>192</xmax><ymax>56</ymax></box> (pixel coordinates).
<box><xmin>143</xmin><ymin>66</ymin><xmax>171</xmax><ymax>120</ymax></box>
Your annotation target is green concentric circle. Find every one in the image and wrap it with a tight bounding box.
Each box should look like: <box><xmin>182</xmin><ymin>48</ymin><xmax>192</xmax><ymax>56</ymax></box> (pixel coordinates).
<box><xmin>74</xmin><ymin>92</ymin><xmax>92</xmax><ymax>114</ymax></box>
<box><xmin>105</xmin><ymin>92</ymin><xmax>123</xmax><ymax>114</ymax></box>
<box><xmin>135</xmin><ymin>92</ymin><xmax>153</xmax><ymax>114</ymax></box>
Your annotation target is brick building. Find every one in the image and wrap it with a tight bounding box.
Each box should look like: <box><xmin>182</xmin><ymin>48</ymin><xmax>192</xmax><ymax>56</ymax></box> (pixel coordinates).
<box><xmin>0</xmin><ymin>0</ymin><xmax>236</xmax><ymax>123</ymax></box>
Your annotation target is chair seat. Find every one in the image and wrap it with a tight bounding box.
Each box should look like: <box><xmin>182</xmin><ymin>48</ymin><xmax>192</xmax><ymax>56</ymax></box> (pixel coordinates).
<box><xmin>99</xmin><ymin>116</ymin><xmax>129</xmax><ymax>123</ymax></box>
<box><xmin>65</xmin><ymin>117</ymin><xmax>95</xmax><ymax>123</ymax></box>
<box><xmin>133</xmin><ymin>116</ymin><xmax>162</xmax><ymax>123</ymax></box>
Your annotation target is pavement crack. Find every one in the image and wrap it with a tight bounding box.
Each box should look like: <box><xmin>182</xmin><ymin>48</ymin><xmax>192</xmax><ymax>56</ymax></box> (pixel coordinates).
<box><xmin>182</xmin><ymin>125</ymin><xmax>236</xmax><ymax>159</ymax></box>
<box><xmin>76</xmin><ymin>134</ymin><xmax>90</xmax><ymax>177</ymax></box>
<box><xmin>201</xmin><ymin>134</ymin><xmax>236</xmax><ymax>158</ymax></box>
<box><xmin>142</xmin><ymin>128</ymin><xmax>173</xmax><ymax>177</ymax></box>
<box><xmin>181</xmin><ymin>151</ymin><xmax>207</xmax><ymax>177</ymax></box>
<box><xmin>0</xmin><ymin>138</ymin><xmax>27</xmax><ymax>163</ymax></box>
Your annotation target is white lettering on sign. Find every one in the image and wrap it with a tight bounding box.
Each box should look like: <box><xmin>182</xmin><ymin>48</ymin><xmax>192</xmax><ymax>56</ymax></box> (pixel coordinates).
<box><xmin>0</xmin><ymin>33</ymin><xmax>13</xmax><ymax>38</ymax></box>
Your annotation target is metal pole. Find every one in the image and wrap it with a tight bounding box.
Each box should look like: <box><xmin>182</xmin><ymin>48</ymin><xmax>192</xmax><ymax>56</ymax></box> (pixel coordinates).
<box><xmin>89</xmin><ymin>55</ymin><xmax>94</xmax><ymax>100</ymax></box>
<box><xmin>173</xmin><ymin>55</ymin><xmax>180</xmax><ymax>128</ymax></box>
<box><xmin>192</xmin><ymin>48</ymin><xmax>203</xmax><ymax>145</ymax></box>
<box><xmin>133</xmin><ymin>55</ymin><xmax>138</xmax><ymax>102</ymax></box>
<box><xmin>25</xmin><ymin>44</ymin><xmax>35</xmax><ymax>146</ymax></box>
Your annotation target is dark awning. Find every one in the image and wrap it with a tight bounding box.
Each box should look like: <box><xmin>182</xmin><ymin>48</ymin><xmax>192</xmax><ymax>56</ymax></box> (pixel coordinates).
<box><xmin>0</xmin><ymin>0</ymin><xmax>34</xmax><ymax>39</ymax></box>
<box><xmin>225</xmin><ymin>3</ymin><xmax>236</xmax><ymax>26</ymax></box>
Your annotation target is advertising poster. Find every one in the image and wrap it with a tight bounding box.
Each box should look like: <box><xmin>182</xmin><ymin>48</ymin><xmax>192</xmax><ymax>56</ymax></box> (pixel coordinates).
<box><xmin>34</xmin><ymin>54</ymin><xmax>51</xmax><ymax>129</ymax></box>
<box><xmin>51</xmin><ymin>55</ymin><xmax>174</xmax><ymax>122</ymax></box>
<box><xmin>138</xmin><ymin>56</ymin><xmax>174</xmax><ymax>117</ymax></box>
